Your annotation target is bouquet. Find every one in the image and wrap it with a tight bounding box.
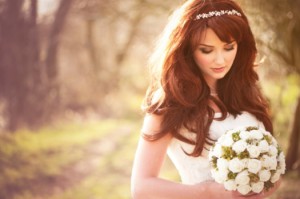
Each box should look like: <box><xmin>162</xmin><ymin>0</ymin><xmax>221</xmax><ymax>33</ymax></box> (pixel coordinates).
<box><xmin>208</xmin><ymin>126</ymin><xmax>286</xmax><ymax>195</ymax></box>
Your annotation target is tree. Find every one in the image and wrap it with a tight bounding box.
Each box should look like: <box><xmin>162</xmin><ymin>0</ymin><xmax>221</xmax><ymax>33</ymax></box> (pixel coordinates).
<box><xmin>58</xmin><ymin>0</ymin><xmax>181</xmax><ymax>116</ymax></box>
<box><xmin>0</xmin><ymin>0</ymin><xmax>73</xmax><ymax>131</ymax></box>
<box><xmin>0</xmin><ymin>0</ymin><xmax>181</xmax><ymax>130</ymax></box>
<box><xmin>240</xmin><ymin>0</ymin><xmax>300</xmax><ymax>173</ymax></box>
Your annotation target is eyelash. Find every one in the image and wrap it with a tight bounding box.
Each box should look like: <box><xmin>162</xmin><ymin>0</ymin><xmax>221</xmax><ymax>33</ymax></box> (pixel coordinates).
<box><xmin>200</xmin><ymin>46</ymin><xmax>235</xmax><ymax>54</ymax></box>
<box><xmin>225</xmin><ymin>46</ymin><xmax>235</xmax><ymax>51</ymax></box>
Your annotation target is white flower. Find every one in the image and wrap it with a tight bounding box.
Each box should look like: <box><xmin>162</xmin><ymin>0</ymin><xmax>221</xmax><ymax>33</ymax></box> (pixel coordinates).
<box><xmin>217</xmin><ymin>135</ymin><xmax>226</xmax><ymax>145</ymax></box>
<box><xmin>271</xmin><ymin>171</ymin><xmax>281</xmax><ymax>183</ymax></box>
<box><xmin>228</xmin><ymin>158</ymin><xmax>246</xmax><ymax>173</ymax></box>
<box><xmin>239</xmin><ymin>130</ymin><xmax>250</xmax><ymax>140</ymax></box>
<box><xmin>237</xmin><ymin>184</ymin><xmax>252</xmax><ymax>195</ymax></box>
<box><xmin>259</xmin><ymin>170</ymin><xmax>271</xmax><ymax>182</ymax></box>
<box><xmin>217</xmin><ymin>158</ymin><xmax>229</xmax><ymax>172</ymax></box>
<box><xmin>208</xmin><ymin>126</ymin><xmax>286</xmax><ymax>195</ymax></box>
<box><xmin>212</xmin><ymin>144</ymin><xmax>222</xmax><ymax>158</ymax></box>
<box><xmin>224</xmin><ymin>180</ymin><xmax>237</xmax><ymax>191</ymax></box>
<box><xmin>236</xmin><ymin>126</ymin><xmax>247</xmax><ymax>131</ymax></box>
<box><xmin>262</xmin><ymin>155</ymin><xmax>277</xmax><ymax>170</ymax></box>
<box><xmin>211</xmin><ymin>168</ymin><xmax>216</xmax><ymax>177</ymax></box>
<box><xmin>232</xmin><ymin>140</ymin><xmax>248</xmax><ymax>153</ymax></box>
<box><xmin>225</xmin><ymin>129</ymin><xmax>236</xmax><ymax>136</ymax></box>
<box><xmin>241</xmin><ymin>158</ymin><xmax>249</xmax><ymax>167</ymax></box>
<box><xmin>280</xmin><ymin>166</ymin><xmax>286</xmax><ymax>174</ymax></box>
<box><xmin>226</xmin><ymin>127</ymin><xmax>244</xmax><ymax>136</ymax></box>
<box><xmin>212</xmin><ymin>169</ymin><xmax>228</xmax><ymax>183</ymax></box>
<box><xmin>278</xmin><ymin>152</ymin><xmax>285</xmax><ymax>162</ymax></box>
<box><xmin>264</xmin><ymin>131</ymin><xmax>272</xmax><ymax>136</ymax></box>
<box><xmin>208</xmin><ymin>150</ymin><xmax>214</xmax><ymax>160</ymax></box>
<box><xmin>269</xmin><ymin>145</ymin><xmax>278</xmax><ymax>156</ymax></box>
<box><xmin>247</xmin><ymin>145</ymin><xmax>261</xmax><ymax>158</ymax></box>
<box><xmin>279</xmin><ymin>158</ymin><xmax>286</xmax><ymax>174</ymax></box>
<box><xmin>270</xmin><ymin>135</ymin><xmax>278</xmax><ymax>145</ymax></box>
<box><xmin>269</xmin><ymin>157</ymin><xmax>278</xmax><ymax>170</ymax></box>
<box><xmin>258</xmin><ymin>140</ymin><xmax>269</xmax><ymax>152</ymax></box>
<box><xmin>250</xmin><ymin>130</ymin><xmax>264</xmax><ymax>140</ymax></box>
<box><xmin>251</xmin><ymin>182</ymin><xmax>264</xmax><ymax>193</ymax></box>
<box><xmin>222</xmin><ymin>135</ymin><xmax>234</xmax><ymax>146</ymax></box>
<box><xmin>247</xmin><ymin>159</ymin><xmax>262</xmax><ymax>174</ymax></box>
<box><xmin>235</xmin><ymin>170</ymin><xmax>250</xmax><ymax>185</ymax></box>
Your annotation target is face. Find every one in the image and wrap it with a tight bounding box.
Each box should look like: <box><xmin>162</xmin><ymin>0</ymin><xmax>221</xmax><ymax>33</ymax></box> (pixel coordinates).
<box><xmin>193</xmin><ymin>28</ymin><xmax>238</xmax><ymax>87</ymax></box>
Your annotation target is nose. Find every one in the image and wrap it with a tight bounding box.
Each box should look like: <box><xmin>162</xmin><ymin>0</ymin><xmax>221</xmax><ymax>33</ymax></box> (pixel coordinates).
<box><xmin>215</xmin><ymin>51</ymin><xmax>225</xmax><ymax>65</ymax></box>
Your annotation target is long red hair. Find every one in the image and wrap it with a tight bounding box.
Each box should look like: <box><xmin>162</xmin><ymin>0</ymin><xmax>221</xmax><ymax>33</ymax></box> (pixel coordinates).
<box><xmin>142</xmin><ymin>0</ymin><xmax>273</xmax><ymax>156</ymax></box>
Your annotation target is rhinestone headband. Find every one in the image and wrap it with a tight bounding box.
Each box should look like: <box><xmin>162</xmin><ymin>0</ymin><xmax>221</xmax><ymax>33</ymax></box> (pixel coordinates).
<box><xmin>194</xmin><ymin>9</ymin><xmax>242</xmax><ymax>20</ymax></box>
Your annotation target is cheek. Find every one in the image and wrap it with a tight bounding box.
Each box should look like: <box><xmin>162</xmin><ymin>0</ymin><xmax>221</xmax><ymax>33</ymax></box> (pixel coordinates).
<box><xmin>228</xmin><ymin>49</ymin><xmax>238</xmax><ymax>63</ymax></box>
<box><xmin>194</xmin><ymin>54</ymin><xmax>214</xmax><ymax>69</ymax></box>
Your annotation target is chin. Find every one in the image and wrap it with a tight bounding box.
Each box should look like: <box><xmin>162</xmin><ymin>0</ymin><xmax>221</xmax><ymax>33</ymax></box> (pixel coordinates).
<box><xmin>214</xmin><ymin>74</ymin><xmax>227</xmax><ymax>80</ymax></box>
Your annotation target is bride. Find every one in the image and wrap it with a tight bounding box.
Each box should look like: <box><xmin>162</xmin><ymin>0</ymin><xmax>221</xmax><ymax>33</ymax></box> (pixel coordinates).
<box><xmin>131</xmin><ymin>0</ymin><xmax>281</xmax><ymax>198</ymax></box>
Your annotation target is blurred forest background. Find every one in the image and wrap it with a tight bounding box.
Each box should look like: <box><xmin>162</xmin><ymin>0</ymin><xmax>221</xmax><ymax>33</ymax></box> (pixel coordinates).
<box><xmin>0</xmin><ymin>0</ymin><xmax>299</xmax><ymax>198</ymax></box>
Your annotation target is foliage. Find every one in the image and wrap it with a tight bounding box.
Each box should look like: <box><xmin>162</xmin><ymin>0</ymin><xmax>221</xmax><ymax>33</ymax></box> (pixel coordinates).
<box><xmin>0</xmin><ymin>118</ymin><xmax>299</xmax><ymax>199</ymax></box>
<box><xmin>239</xmin><ymin>0</ymin><xmax>300</xmax><ymax>173</ymax></box>
<box><xmin>0</xmin><ymin>120</ymin><xmax>120</xmax><ymax>199</ymax></box>
<box><xmin>0</xmin><ymin>0</ymin><xmax>299</xmax><ymax>198</ymax></box>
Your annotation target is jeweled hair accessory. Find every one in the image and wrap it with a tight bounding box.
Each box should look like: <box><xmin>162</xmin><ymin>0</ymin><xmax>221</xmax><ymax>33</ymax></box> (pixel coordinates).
<box><xmin>194</xmin><ymin>9</ymin><xmax>242</xmax><ymax>20</ymax></box>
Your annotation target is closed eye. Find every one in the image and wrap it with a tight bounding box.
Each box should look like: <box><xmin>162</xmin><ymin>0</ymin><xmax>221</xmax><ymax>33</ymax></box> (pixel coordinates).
<box><xmin>225</xmin><ymin>42</ymin><xmax>236</xmax><ymax>51</ymax></box>
<box><xmin>199</xmin><ymin>48</ymin><xmax>213</xmax><ymax>54</ymax></box>
<box><xmin>225</xmin><ymin>46</ymin><xmax>235</xmax><ymax>51</ymax></box>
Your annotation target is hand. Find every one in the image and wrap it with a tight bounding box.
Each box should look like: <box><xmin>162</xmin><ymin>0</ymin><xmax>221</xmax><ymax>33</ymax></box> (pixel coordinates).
<box><xmin>231</xmin><ymin>179</ymin><xmax>282</xmax><ymax>199</ymax></box>
<box><xmin>194</xmin><ymin>181</ymin><xmax>240</xmax><ymax>199</ymax></box>
<box><xmin>194</xmin><ymin>181</ymin><xmax>265</xmax><ymax>199</ymax></box>
<box><xmin>231</xmin><ymin>191</ymin><xmax>265</xmax><ymax>199</ymax></box>
<box><xmin>195</xmin><ymin>179</ymin><xmax>282</xmax><ymax>199</ymax></box>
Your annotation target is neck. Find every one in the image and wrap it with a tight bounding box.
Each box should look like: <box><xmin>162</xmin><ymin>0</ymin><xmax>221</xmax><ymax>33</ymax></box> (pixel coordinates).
<box><xmin>210</xmin><ymin>91</ymin><xmax>218</xmax><ymax>96</ymax></box>
<box><xmin>204</xmin><ymin>76</ymin><xmax>217</xmax><ymax>95</ymax></box>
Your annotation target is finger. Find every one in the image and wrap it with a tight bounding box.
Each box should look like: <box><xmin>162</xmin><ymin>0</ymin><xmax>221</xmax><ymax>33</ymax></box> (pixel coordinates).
<box><xmin>246</xmin><ymin>192</ymin><xmax>264</xmax><ymax>199</ymax></box>
<box><xmin>245</xmin><ymin>192</ymin><xmax>257</xmax><ymax>197</ymax></box>
<box><xmin>232</xmin><ymin>192</ymin><xmax>264</xmax><ymax>199</ymax></box>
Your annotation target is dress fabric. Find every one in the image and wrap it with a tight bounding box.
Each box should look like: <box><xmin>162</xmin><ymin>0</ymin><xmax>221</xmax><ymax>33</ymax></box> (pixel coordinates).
<box><xmin>167</xmin><ymin>111</ymin><xmax>265</xmax><ymax>185</ymax></box>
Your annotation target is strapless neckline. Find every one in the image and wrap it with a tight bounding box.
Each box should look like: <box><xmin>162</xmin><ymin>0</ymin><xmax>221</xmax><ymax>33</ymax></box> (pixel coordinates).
<box><xmin>167</xmin><ymin>111</ymin><xmax>265</xmax><ymax>185</ymax></box>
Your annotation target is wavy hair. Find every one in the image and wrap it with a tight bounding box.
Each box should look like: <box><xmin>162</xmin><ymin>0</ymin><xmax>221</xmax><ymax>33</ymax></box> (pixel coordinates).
<box><xmin>142</xmin><ymin>0</ymin><xmax>273</xmax><ymax>156</ymax></box>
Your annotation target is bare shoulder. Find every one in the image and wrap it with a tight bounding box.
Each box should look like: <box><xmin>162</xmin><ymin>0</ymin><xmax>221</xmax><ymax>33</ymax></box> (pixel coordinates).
<box><xmin>141</xmin><ymin>113</ymin><xmax>164</xmax><ymax>135</ymax></box>
<box><xmin>141</xmin><ymin>114</ymin><xmax>173</xmax><ymax>142</ymax></box>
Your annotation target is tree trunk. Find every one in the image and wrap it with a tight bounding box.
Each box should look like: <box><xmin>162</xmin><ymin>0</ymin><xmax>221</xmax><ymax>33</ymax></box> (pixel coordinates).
<box><xmin>0</xmin><ymin>0</ymin><xmax>43</xmax><ymax>131</ymax></box>
<box><xmin>0</xmin><ymin>0</ymin><xmax>73</xmax><ymax>131</ymax></box>
<box><xmin>43</xmin><ymin>0</ymin><xmax>73</xmax><ymax>116</ymax></box>
<box><xmin>45</xmin><ymin>0</ymin><xmax>73</xmax><ymax>80</ymax></box>
<box><xmin>286</xmin><ymin>97</ymin><xmax>300</xmax><ymax>172</ymax></box>
<box><xmin>86</xmin><ymin>19</ymin><xmax>99</xmax><ymax>72</ymax></box>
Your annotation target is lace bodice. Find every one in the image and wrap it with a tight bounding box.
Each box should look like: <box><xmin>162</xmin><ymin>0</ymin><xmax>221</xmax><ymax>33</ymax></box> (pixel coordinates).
<box><xmin>167</xmin><ymin>112</ymin><xmax>265</xmax><ymax>185</ymax></box>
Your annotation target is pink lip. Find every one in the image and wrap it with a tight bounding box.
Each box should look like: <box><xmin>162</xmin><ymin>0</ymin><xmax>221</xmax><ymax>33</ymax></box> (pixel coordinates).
<box><xmin>212</xmin><ymin>67</ymin><xmax>225</xmax><ymax>73</ymax></box>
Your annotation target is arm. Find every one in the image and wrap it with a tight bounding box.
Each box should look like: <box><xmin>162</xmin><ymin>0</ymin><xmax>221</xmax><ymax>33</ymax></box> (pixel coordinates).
<box><xmin>131</xmin><ymin>114</ymin><xmax>233</xmax><ymax>199</ymax></box>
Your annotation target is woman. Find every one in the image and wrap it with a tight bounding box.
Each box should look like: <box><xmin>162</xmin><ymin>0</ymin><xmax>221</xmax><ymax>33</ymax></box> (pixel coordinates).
<box><xmin>131</xmin><ymin>0</ymin><xmax>280</xmax><ymax>198</ymax></box>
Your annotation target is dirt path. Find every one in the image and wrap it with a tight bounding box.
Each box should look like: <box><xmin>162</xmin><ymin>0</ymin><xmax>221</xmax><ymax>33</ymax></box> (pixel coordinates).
<box><xmin>24</xmin><ymin>125</ymin><xmax>133</xmax><ymax>199</ymax></box>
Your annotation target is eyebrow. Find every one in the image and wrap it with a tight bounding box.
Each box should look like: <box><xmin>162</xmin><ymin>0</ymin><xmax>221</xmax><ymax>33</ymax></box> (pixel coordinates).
<box><xmin>198</xmin><ymin>41</ymin><xmax>236</xmax><ymax>47</ymax></box>
<box><xmin>199</xmin><ymin>44</ymin><xmax>214</xmax><ymax>47</ymax></box>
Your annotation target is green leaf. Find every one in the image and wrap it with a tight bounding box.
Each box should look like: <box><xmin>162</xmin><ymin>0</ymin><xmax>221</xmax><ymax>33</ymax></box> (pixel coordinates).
<box><xmin>237</xmin><ymin>150</ymin><xmax>250</xmax><ymax>159</ymax></box>
<box><xmin>249</xmin><ymin>173</ymin><xmax>260</xmax><ymax>183</ymax></box>
<box><xmin>228</xmin><ymin>171</ymin><xmax>238</xmax><ymax>180</ymax></box>
<box><xmin>232</xmin><ymin>132</ymin><xmax>241</xmax><ymax>142</ymax></box>
<box><xmin>246</xmin><ymin>126</ymin><xmax>259</xmax><ymax>131</ymax></box>
<box><xmin>222</xmin><ymin>146</ymin><xmax>236</xmax><ymax>160</ymax></box>
<box><xmin>264</xmin><ymin>181</ymin><xmax>274</xmax><ymax>191</ymax></box>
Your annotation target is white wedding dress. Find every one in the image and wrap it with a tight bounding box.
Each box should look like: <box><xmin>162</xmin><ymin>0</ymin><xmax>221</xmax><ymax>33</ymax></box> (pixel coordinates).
<box><xmin>167</xmin><ymin>111</ymin><xmax>265</xmax><ymax>185</ymax></box>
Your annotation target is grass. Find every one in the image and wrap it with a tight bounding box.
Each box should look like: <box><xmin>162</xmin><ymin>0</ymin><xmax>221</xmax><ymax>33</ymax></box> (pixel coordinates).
<box><xmin>2</xmin><ymin>120</ymin><xmax>118</xmax><ymax>152</ymax></box>
<box><xmin>0</xmin><ymin>119</ymin><xmax>129</xmax><ymax>199</ymax></box>
<box><xmin>46</xmin><ymin>120</ymin><xmax>141</xmax><ymax>199</ymax></box>
<box><xmin>0</xmin><ymin>117</ymin><xmax>299</xmax><ymax>199</ymax></box>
